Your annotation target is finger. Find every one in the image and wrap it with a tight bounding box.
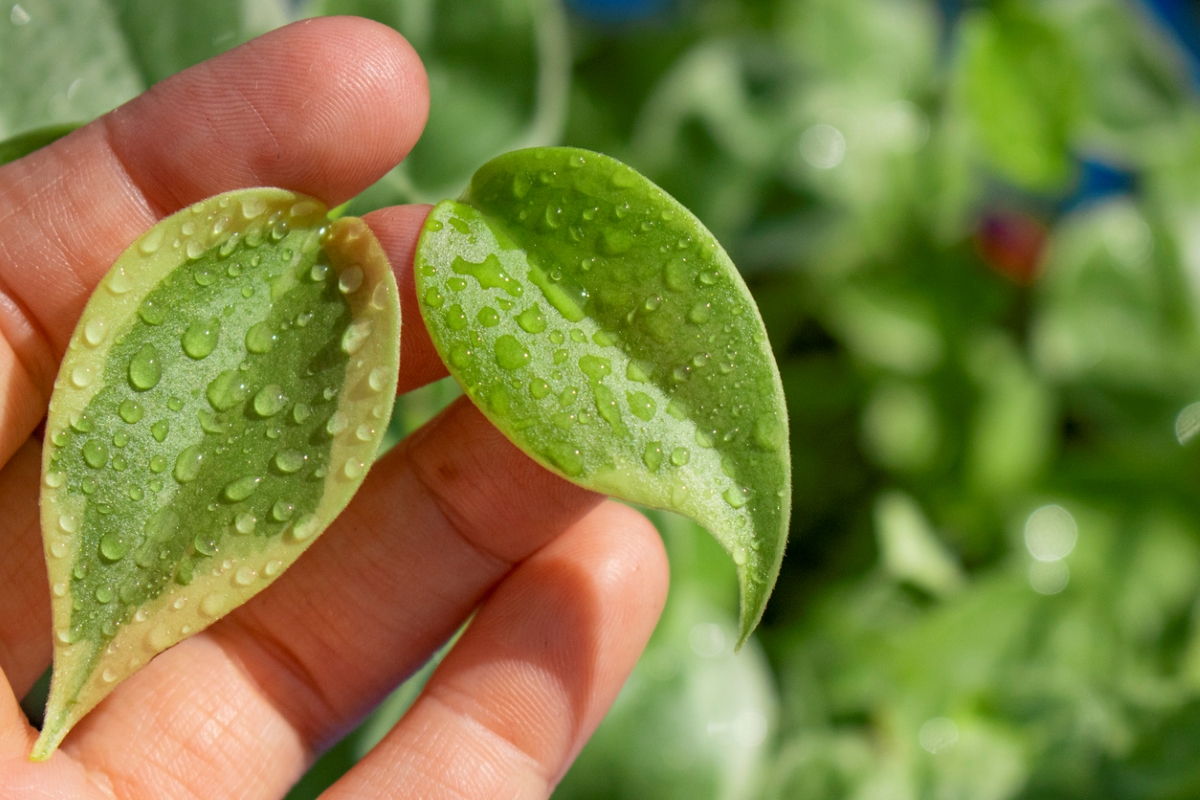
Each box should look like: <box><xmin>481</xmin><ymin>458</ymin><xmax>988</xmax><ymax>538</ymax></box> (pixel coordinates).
<box><xmin>0</xmin><ymin>440</ymin><xmax>50</xmax><ymax>701</ymax></box>
<box><xmin>0</xmin><ymin>15</ymin><xmax>428</xmax><ymax>465</ymax></box>
<box><xmin>365</xmin><ymin>204</ymin><xmax>449</xmax><ymax>394</ymax></box>
<box><xmin>326</xmin><ymin>502</ymin><xmax>667</xmax><ymax>800</ymax></box>
<box><xmin>49</xmin><ymin>400</ymin><xmax>624</xmax><ymax>796</ymax></box>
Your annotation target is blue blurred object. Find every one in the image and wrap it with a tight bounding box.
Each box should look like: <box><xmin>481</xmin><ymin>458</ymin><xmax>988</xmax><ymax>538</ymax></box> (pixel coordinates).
<box><xmin>1136</xmin><ymin>0</ymin><xmax>1200</xmax><ymax>86</ymax></box>
<box><xmin>1059</xmin><ymin>157</ymin><xmax>1138</xmax><ymax>213</ymax></box>
<box><xmin>567</xmin><ymin>0</ymin><xmax>673</xmax><ymax>23</ymax></box>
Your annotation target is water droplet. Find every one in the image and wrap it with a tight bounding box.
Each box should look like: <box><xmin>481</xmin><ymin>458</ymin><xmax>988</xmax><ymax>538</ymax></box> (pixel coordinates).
<box><xmin>83</xmin><ymin>439</ymin><xmax>108</xmax><ymax>469</ymax></box>
<box><xmin>149</xmin><ymin>455</ymin><xmax>168</xmax><ymax>473</ymax></box>
<box><xmin>670</xmin><ymin>447</ymin><xmax>690</xmax><ymax>466</ymax></box>
<box><xmin>688</xmin><ymin>303</ymin><xmax>712</xmax><ymax>324</ymax></box>
<box><xmin>129</xmin><ymin>486</ymin><xmax>143</xmax><ymax>500</ymax></box>
<box><xmin>723</xmin><ymin>485</ymin><xmax>749</xmax><ymax>509</ymax></box>
<box><xmin>342</xmin><ymin>320</ymin><xmax>372</xmax><ymax>354</ymax></box>
<box><xmin>200</xmin><ymin>593</ymin><xmax>226</xmax><ymax>618</ymax></box>
<box><xmin>52</xmin><ymin>582</ymin><xmax>66</xmax><ymax>597</ymax></box>
<box><xmin>355</xmin><ymin>424</ymin><xmax>375</xmax><ymax>442</ymax></box>
<box><xmin>368</xmin><ymin>283</ymin><xmax>388</xmax><ymax>312</ymax></box>
<box><xmin>49</xmin><ymin>540</ymin><xmax>67</xmax><ymax>558</ymax></box>
<box><xmin>181</xmin><ymin>318</ymin><xmax>220</xmax><ymax>359</ymax></box>
<box><xmin>69</xmin><ymin>411</ymin><xmax>93</xmax><ymax>433</ymax></box>
<box><xmin>106</xmin><ymin>266</ymin><xmax>133</xmax><ymax>295</ymax></box>
<box><xmin>234</xmin><ymin>512</ymin><xmax>257</xmax><ymax>534</ymax></box>
<box><xmin>513</xmin><ymin>303</ymin><xmax>548</xmax><ymax>334</ymax></box>
<box><xmin>292</xmin><ymin>513</ymin><xmax>320</xmax><ymax>541</ymax></box>
<box><xmin>477</xmin><ymin>306</ymin><xmax>501</xmax><ymax>328</ymax></box>
<box><xmin>81</xmin><ymin>476</ymin><xmax>98</xmax><ymax>494</ymax></box>
<box><xmin>253</xmin><ymin>384</ymin><xmax>287</xmax><ymax>418</ymax></box>
<box><xmin>553</xmin><ymin>348</ymin><xmax>569</xmax><ymax>364</ymax></box>
<box><xmin>753</xmin><ymin>414</ymin><xmax>784</xmax><ymax>450</ymax></box>
<box><xmin>84</xmin><ymin>318</ymin><xmax>107</xmax><ymax>346</ymax></box>
<box><xmin>579</xmin><ymin>355</ymin><xmax>612</xmax><ymax>383</ymax></box>
<box><xmin>245</xmin><ymin>321</ymin><xmax>276</xmax><ymax>354</ymax></box>
<box><xmin>695</xmin><ymin>430</ymin><xmax>714</xmax><ymax>448</ymax></box>
<box><xmin>495</xmin><ymin>335</ymin><xmax>531</xmax><ymax>370</ymax></box>
<box><xmin>530</xmin><ymin>378</ymin><xmax>551</xmax><ymax>399</ymax></box>
<box><xmin>335</xmin><ymin>265</ymin><xmax>364</xmax><ymax>294</ymax></box>
<box><xmin>326</xmin><ymin>411</ymin><xmax>349</xmax><ymax>435</ymax></box>
<box><xmin>44</xmin><ymin>470</ymin><xmax>65</xmax><ymax>488</ymax></box>
<box><xmin>128</xmin><ymin>343</ymin><xmax>162</xmax><ymax>391</ymax></box>
<box><xmin>194</xmin><ymin>531</ymin><xmax>219</xmax><ymax>556</ymax></box>
<box><xmin>666</xmin><ymin>398</ymin><xmax>688</xmax><ymax>420</ymax></box>
<box><xmin>452</xmin><ymin>254</ymin><xmax>523</xmax><ymax>297</ymax></box>
<box><xmin>449</xmin><ymin>344</ymin><xmax>472</xmax><ymax>368</ymax></box>
<box><xmin>545</xmin><ymin>443</ymin><xmax>584</xmax><ymax>477</ymax></box>
<box><xmin>196</xmin><ymin>408</ymin><xmax>227</xmax><ymax>435</ymax></box>
<box><xmin>627</xmin><ymin>391</ymin><xmax>656</xmax><ymax>421</ymax></box>
<box><xmin>732</xmin><ymin>544</ymin><xmax>748</xmax><ymax>565</ymax></box>
<box><xmin>151</xmin><ymin>420</ymin><xmax>169</xmax><ymax>442</ymax></box>
<box><xmin>292</xmin><ymin>402</ymin><xmax>312</xmax><ymax>424</ymax></box>
<box><xmin>223</xmin><ymin>475</ymin><xmax>261</xmax><ymax>502</ymax></box>
<box><xmin>219</xmin><ymin>232</ymin><xmax>241</xmax><ymax>258</ymax></box>
<box><xmin>94</xmin><ymin>586</ymin><xmax>115</xmax><ymax>604</ymax></box>
<box><xmin>119</xmin><ymin>399</ymin><xmax>144</xmax><ymax>424</ymax></box>
<box><xmin>423</xmin><ymin>286</ymin><xmax>445</xmax><ymax>308</ymax></box>
<box><xmin>69</xmin><ymin>365</ymin><xmax>94</xmax><ymax>387</ymax></box>
<box><xmin>99</xmin><ymin>532</ymin><xmax>128</xmax><ymax>562</ymax></box>
<box><xmin>271</xmin><ymin>500</ymin><xmax>295</xmax><ymax>522</ymax></box>
<box><xmin>368</xmin><ymin>366</ymin><xmax>390</xmax><ymax>392</ymax></box>
<box><xmin>643</xmin><ymin>441</ymin><xmax>664</xmax><ymax>471</ymax></box>
<box><xmin>343</xmin><ymin>458</ymin><xmax>365</xmax><ymax>480</ymax></box>
<box><xmin>207</xmin><ymin>370</ymin><xmax>249</xmax><ymax>411</ymax></box>
<box><xmin>273</xmin><ymin>449</ymin><xmax>305</xmax><ymax>474</ymax></box>
<box><xmin>234</xmin><ymin>567</ymin><xmax>257</xmax><ymax>587</ymax></box>
<box><xmin>173</xmin><ymin>445</ymin><xmax>204</xmax><ymax>483</ymax></box>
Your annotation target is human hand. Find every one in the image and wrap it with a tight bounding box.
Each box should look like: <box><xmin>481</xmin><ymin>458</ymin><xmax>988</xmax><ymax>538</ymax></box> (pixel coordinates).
<box><xmin>0</xmin><ymin>17</ymin><xmax>667</xmax><ymax>799</ymax></box>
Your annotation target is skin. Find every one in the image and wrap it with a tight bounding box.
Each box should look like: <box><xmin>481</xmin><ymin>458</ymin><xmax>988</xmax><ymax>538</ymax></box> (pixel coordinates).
<box><xmin>0</xmin><ymin>16</ymin><xmax>668</xmax><ymax>800</ymax></box>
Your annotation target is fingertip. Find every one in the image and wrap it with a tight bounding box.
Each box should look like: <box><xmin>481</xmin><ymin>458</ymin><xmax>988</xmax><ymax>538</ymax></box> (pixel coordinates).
<box><xmin>105</xmin><ymin>16</ymin><xmax>431</xmax><ymax>210</ymax></box>
<box><xmin>363</xmin><ymin>204</ymin><xmax>449</xmax><ymax>393</ymax></box>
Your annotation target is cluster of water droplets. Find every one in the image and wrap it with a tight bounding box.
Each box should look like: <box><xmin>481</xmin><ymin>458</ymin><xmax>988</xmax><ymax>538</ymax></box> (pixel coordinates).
<box><xmin>421</xmin><ymin>154</ymin><xmax>787</xmax><ymax>530</ymax></box>
<box><xmin>44</xmin><ymin>196</ymin><xmax>389</xmax><ymax>655</ymax></box>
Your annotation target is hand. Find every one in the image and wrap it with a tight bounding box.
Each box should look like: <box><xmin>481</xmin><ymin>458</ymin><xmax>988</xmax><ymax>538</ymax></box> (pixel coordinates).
<box><xmin>0</xmin><ymin>18</ymin><xmax>667</xmax><ymax>799</ymax></box>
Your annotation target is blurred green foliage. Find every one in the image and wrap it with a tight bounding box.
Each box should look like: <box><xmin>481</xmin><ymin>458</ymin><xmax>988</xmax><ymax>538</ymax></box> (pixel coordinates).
<box><xmin>11</xmin><ymin>0</ymin><xmax>1200</xmax><ymax>797</ymax></box>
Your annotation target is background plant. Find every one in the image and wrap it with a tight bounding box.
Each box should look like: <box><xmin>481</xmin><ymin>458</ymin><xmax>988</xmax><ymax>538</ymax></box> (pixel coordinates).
<box><xmin>9</xmin><ymin>0</ymin><xmax>1200</xmax><ymax>797</ymax></box>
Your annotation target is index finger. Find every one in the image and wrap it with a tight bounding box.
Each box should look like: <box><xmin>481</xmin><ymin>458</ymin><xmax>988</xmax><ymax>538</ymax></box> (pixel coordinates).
<box><xmin>0</xmin><ymin>15</ymin><xmax>429</xmax><ymax>465</ymax></box>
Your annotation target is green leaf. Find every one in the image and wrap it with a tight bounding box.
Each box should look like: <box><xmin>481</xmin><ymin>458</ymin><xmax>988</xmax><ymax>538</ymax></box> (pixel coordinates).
<box><xmin>553</xmin><ymin>585</ymin><xmax>777</xmax><ymax>800</ymax></box>
<box><xmin>34</xmin><ymin>188</ymin><xmax>400</xmax><ymax>759</ymax></box>
<box><xmin>956</xmin><ymin>4</ymin><xmax>1082</xmax><ymax>192</ymax></box>
<box><xmin>0</xmin><ymin>123</ymin><xmax>79</xmax><ymax>166</ymax></box>
<box><xmin>414</xmin><ymin>147</ymin><xmax>790</xmax><ymax>645</ymax></box>
<box><xmin>0</xmin><ymin>0</ymin><xmax>284</xmax><ymax>139</ymax></box>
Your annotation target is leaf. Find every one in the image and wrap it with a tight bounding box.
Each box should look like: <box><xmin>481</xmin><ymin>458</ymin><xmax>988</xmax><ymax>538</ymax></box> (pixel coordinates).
<box><xmin>956</xmin><ymin>5</ymin><xmax>1082</xmax><ymax>192</ymax></box>
<box><xmin>553</xmin><ymin>585</ymin><xmax>777</xmax><ymax>800</ymax></box>
<box><xmin>34</xmin><ymin>188</ymin><xmax>400</xmax><ymax>759</ymax></box>
<box><xmin>0</xmin><ymin>0</ymin><xmax>284</xmax><ymax>139</ymax></box>
<box><xmin>414</xmin><ymin>147</ymin><xmax>790</xmax><ymax>645</ymax></box>
<box><xmin>0</xmin><ymin>122</ymin><xmax>79</xmax><ymax>166</ymax></box>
